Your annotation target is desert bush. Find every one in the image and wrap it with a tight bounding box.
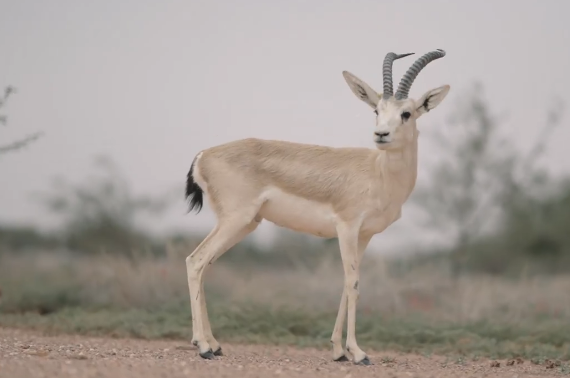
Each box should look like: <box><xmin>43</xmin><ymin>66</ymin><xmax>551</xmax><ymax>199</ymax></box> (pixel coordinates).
<box><xmin>33</xmin><ymin>156</ymin><xmax>175</xmax><ymax>256</ymax></box>
<box><xmin>0</xmin><ymin>86</ymin><xmax>42</xmax><ymax>155</ymax></box>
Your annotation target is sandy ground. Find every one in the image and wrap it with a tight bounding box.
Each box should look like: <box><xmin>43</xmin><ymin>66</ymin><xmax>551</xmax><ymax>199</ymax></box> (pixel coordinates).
<box><xmin>0</xmin><ymin>327</ymin><xmax>565</xmax><ymax>378</ymax></box>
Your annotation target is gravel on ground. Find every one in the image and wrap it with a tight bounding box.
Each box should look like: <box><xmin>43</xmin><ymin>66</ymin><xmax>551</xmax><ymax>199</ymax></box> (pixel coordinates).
<box><xmin>0</xmin><ymin>327</ymin><xmax>565</xmax><ymax>378</ymax></box>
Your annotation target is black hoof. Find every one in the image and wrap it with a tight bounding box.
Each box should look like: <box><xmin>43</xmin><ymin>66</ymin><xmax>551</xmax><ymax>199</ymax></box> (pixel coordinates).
<box><xmin>199</xmin><ymin>349</ymin><xmax>215</xmax><ymax>360</ymax></box>
<box><xmin>213</xmin><ymin>347</ymin><xmax>223</xmax><ymax>356</ymax></box>
<box><xmin>355</xmin><ymin>356</ymin><xmax>372</xmax><ymax>366</ymax></box>
<box><xmin>334</xmin><ymin>355</ymin><xmax>350</xmax><ymax>362</ymax></box>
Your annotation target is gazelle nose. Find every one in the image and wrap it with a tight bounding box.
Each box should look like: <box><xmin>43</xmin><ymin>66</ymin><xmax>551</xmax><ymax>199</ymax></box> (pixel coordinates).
<box><xmin>375</xmin><ymin>131</ymin><xmax>390</xmax><ymax>138</ymax></box>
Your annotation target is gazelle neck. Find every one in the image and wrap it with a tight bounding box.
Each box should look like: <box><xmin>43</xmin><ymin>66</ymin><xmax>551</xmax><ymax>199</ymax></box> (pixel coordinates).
<box><xmin>384</xmin><ymin>127</ymin><xmax>418</xmax><ymax>170</ymax></box>
<box><xmin>378</xmin><ymin>126</ymin><xmax>419</xmax><ymax>200</ymax></box>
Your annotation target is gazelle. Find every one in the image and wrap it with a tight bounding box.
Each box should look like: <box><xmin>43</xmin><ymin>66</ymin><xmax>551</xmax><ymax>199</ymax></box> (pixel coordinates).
<box><xmin>185</xmin><ymin>49</ymin><xmax>450</xmax><ymax>365</ymax></box>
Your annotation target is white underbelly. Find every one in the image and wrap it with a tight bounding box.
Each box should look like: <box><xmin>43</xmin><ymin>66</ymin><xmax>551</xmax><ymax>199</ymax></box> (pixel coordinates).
<box><xmin>258</xmin><ymin>188</ymin><xmax>338</xmax><ymax>238</ymax></box>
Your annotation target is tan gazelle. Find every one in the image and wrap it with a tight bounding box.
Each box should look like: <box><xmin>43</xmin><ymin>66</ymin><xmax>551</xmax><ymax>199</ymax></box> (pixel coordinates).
<box><xmin>185</xmin><ymin>49</ymin><xmax>450</xmax><ymax>365</ymax></box>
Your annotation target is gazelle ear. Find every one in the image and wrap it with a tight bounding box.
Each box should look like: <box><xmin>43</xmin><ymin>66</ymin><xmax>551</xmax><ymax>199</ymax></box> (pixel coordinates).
<box><xmin>342</xmin><ymin>71</ymin><xmax>380</xmax><ymax>109</ymax></box>
<box><xmin>415</xmin><ymin>85</ymin><xmax>450</xmax><ymax>118</ymax></box>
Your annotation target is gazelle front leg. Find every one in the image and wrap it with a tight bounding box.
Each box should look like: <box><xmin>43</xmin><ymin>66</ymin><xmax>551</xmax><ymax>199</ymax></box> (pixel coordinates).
<box><xmin>331</xmin><ymin>233</ymin><xmax>372</xmax><ymax>362</ymax></box>
<box><xmin>331</xmin><ymin>289</ymin><xmax>348</xmax><ymax>361</ymax></box>
<box><xmin>336</xmin><ymin>223</ymin><xmax>370</xmax><ymax>365</ymax></box>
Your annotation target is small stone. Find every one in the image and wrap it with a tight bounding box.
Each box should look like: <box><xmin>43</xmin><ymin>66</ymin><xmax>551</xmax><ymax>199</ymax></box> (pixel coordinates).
<box><xmin>175</xmin><ymin>345</ymin><xmax>194</xmax><ymax>351</ymax></box>
<box><xmin>490</xmin><ymin>361</ymin><xmax>500</xmax><ymax>367</ymax></box>
<box><xmin>69</xmin><ymin>354</ymin><xmax>88</xmax><ymax>360</ymax></box>
<box><xmin>544</xmin><ymin>359</ymin><xmax>559</xmax><ymax>369</ymax></box>
<box><xmin>27</xmin><ymin>350</ymin><xmax>49</xmax><ymax>357</ymax></box>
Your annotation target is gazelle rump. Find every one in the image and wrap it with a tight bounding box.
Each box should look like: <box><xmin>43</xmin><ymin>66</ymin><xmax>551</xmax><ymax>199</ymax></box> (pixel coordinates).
<box><xmin>184</xmin><ymin>49</ymin><xmax>450</xmax><ymax>365</ymax></box>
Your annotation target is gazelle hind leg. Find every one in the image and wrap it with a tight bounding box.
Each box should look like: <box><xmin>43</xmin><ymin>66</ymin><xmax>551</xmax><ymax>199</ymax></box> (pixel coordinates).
<box><xmin>186</xmin><ymin>214</ymin><xmax>260</xmax><ymax>359</ymax></box>
<box><xmin>189</xmin><ymin>225</ymin><xmax>220</xmax><ymax>347</ymax></box>
<box><xmin>200</xmin><ymin>219</ymin><xmax>261</xmax><ymax>356</ymax></box>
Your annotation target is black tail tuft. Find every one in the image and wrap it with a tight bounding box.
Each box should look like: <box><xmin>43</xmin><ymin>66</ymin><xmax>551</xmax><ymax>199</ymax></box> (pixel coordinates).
<box><xmin>185</xmin><ymin>158</ymin><xmax>204</xmax><ymax>214</ymax></box>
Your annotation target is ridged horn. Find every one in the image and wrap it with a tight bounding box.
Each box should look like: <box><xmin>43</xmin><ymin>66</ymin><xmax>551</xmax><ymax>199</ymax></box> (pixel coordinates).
<box><xmin>382</xmin><ymin>52</ymin><xmax>414</xmax><ymax>99</ymax></box>
<box><xmin>395</xmin><ymin>49</ymin><xmax>446</xmax><ymax>100</ymax></box>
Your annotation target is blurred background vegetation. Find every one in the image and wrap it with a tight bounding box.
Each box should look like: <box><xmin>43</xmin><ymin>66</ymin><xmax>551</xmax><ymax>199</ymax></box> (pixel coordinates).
<box><xmin>1</xmin><ymin>83</ymin><xmax>570</xmax><ymax>360</ymax></box>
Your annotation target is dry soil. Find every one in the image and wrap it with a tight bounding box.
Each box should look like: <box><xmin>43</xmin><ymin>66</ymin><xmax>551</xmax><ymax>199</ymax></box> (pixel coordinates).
<box><xmin>0</xmin><ymin>327</ymin><xmax>565</xmax><ymax>378</ymax></box>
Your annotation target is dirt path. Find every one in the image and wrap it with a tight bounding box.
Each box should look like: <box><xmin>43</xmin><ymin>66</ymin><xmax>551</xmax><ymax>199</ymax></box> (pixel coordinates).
<box><xmin>0</xmin><ymin>327</ymin><xmax>564</xmax><ymax>378</ymax></box>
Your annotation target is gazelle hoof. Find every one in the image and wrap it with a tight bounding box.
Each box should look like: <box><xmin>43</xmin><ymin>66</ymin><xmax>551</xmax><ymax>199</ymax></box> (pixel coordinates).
<box><xmin>213</xmin><ymin>347</ymin><xmax>223</xmax><ymax>356</ymax></box>
<box><xmin>355</xmin><ymin>356</ymin><xmax>372</xmax><ymax>365</ymax></box>
<box><xmin>333</xmin><ymin>355</ymin><xmax>350</xmax><ymax>362</ymax></box>
<box><xmin>199</xmin><ymin>349</ymin><xmax>215</xmax><ymax>360</ymax></box>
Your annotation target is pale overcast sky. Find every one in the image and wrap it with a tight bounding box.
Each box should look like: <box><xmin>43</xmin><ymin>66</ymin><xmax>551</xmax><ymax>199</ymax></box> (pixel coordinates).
<box><xmin>1</xmin><ymin>0</ymin><xmax>569</xmax><ymax>254</ymax></box>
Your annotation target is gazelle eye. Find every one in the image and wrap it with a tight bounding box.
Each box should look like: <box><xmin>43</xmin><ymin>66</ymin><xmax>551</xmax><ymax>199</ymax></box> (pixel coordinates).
<box><xmin>401</xmin><ymin>111</ymin><xmax>411</xmax><ymax>121</ymax></box>
<box><xmin>374</xmin><ymin>110</ymin><xmax>378</xmax><ymax>116</ymax></box>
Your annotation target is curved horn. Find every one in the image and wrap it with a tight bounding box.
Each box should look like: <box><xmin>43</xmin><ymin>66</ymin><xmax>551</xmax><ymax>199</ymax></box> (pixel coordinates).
<box><xmin>382</xmin><ymin>52</ymin><xmax>414</xmax><ymax>99</ymax></box>
<box><xmin>395</xmin><ymin>49</ymin><xmax>446</xmax><ymax>100</ymax></box>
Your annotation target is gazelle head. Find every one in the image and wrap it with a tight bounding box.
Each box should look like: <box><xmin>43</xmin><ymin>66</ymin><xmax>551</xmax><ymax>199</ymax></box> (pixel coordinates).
<box><xmin>343</xmin><ymin>49</ymin><xmax>450</xmax><ymax>150</ymax></box>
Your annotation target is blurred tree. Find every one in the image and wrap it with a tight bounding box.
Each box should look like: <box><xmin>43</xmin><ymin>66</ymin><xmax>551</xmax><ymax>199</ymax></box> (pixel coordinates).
<box><xmin>0</xmin><ymin>86</ymin><xmax>42</xmax><ymax>154</ymax></box>
<box><xmin>410</xmin><ymin>82</ymin><xmax>565</xmax><ymax>276</ymax></box>
<box><xmin>37</xmin><ymin>155</ymin><xmax>174</xmax><ymax>255</ymax></box>
<box><xmin>498</xmin><ymin>178</ymin><xmax>570</xmax><ymax>273</ymax></box>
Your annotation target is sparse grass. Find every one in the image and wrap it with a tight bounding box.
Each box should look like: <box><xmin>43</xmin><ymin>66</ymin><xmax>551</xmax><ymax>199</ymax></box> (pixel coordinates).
<box><xmin>1</xmin><ymin>305</ymin><xmax>569</xmax><ymax>360</ymax></box>
<box><xmin>1</xmin><ymin>248</ymin><xmax>570</xmax><ymax>360</ymax></box>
